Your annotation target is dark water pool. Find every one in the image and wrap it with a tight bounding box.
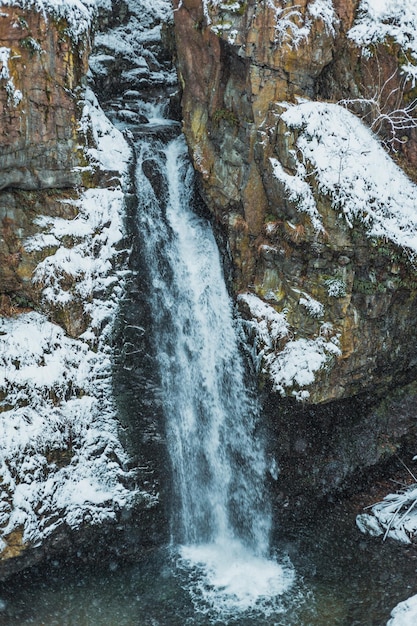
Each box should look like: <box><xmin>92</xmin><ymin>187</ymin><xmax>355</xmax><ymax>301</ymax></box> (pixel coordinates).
<box><xmin>0</xmin><ymin>497</ymin><xmax>416</xmax><ymax>626</ymax></box>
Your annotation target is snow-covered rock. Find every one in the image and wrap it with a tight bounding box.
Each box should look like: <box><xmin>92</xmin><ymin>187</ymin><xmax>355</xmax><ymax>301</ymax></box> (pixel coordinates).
<box><xmin>0</xmin><ymin>48</ymin><xmax>143</xmax><ymax>569</ymax></box>
<box><xmin>238</xmin><ymin>292</ymin><xmax>340</xmax><ymax>401</ymax></box>
<box><xmin>357</xmin><ymin>483</ymin><xmax>417</xmax><ymax>544</ymax></box>
<box><xmin>387</xmin><ymin>594</ymin><xmax>417</xmax><ymax>626</ymax></box>
<box><xmin>279</xmin><ymin>100</ymin><xmax>417</xmax><ymax>255</ymax></box>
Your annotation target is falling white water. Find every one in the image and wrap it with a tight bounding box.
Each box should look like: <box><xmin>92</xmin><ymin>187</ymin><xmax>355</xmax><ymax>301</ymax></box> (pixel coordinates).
<box><xmin>136</xmin><ymin>134</ymin><xmax>294</xmax><ymax>617</ymax></box>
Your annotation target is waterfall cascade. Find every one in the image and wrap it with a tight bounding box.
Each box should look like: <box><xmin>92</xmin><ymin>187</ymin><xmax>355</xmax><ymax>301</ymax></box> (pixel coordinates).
<box><xmin>0</xmin><ymin>1</ymin><xmax>409</xmax><ymax>624</ymax></box>
<box><xmin>135</xmin><ymin>127</ymin><xmax>294</xmax><ymax>615</ymax></box>
<box><xmin>89</xmin><ymin>0</ymin><xmax>294</xmax><ymax>614</ymax></box>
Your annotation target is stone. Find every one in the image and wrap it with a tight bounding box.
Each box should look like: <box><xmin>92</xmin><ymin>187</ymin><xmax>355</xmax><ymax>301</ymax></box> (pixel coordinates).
<box><xmin>0</xmin><ymin>7</ymin><xmax>89</xmax><ymax>190</ymax></box>
<box><xmin>173</xmin><ymin>0</ymin><xmax>417</xmax><ymax>404</ymax></box>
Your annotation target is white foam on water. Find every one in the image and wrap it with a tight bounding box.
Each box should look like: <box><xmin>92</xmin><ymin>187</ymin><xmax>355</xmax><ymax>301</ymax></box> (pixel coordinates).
<box><xmin>177</xmin><ymin>538</ymin><xmax>295</xmax><ymax>618</ymax></box>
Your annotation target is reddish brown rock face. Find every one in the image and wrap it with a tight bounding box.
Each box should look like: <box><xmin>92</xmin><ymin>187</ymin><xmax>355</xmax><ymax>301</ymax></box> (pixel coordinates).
<box><xmin>332</xmin><ymin>0</ymin><xmax>360</xmax><ymax>31</ymax></box>
<box><xmin>173</xmin><ymin>0</ymin><xmax>417</xmax><ymax>406</ymax></box>
<box><xmin>0</xmin><ymin>7</ymin><xmax>89</xmax><ymax>190</ymax></box>
<box><xmin>0</xmin><ymin>6</ymin><xmax>93</xmax><ymax>318</ymax></box>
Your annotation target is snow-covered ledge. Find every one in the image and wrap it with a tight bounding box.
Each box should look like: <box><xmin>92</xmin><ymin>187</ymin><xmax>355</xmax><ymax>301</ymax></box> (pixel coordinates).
<box><xmin>238</xmin><ymin>292</ymin><xmax>340</xmax><ymax>401</ymax></box>
<box><xmin>387</xmin><ymin>594</ymin><xmax>417</xmax><ymax>626</ymax></box>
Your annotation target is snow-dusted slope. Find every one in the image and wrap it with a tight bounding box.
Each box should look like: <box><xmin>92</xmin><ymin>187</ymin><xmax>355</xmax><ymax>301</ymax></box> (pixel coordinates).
<box><xmin>278</xmin><ymin>100</ymin><xmax>417</xmax><ymax>255</ymax></box>
<box><xmin>349</xmin><ymin>0</ymin><xmax>417</xmax><ymax>85</ymax></box>
<box><xmin>0</xmin><ymin>89</ymin><xmax>145</xmax><ymax>553</ymax></box>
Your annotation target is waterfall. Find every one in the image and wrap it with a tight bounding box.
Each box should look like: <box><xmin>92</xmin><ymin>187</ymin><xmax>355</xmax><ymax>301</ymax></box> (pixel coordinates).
<box><xmin>88</xmin><ymin>0</ymin><xmax>294</xmax><ymax>606</ymax></box>
<box><xmin>136</xmin><ymin>133</ymin><xmax>294</xmax><ymax>616</ymax></box>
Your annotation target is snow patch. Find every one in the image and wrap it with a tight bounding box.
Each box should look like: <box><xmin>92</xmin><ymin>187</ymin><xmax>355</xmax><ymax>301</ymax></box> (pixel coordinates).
<box><xmin>91</xmin><ymin>0</ymin><xmax>174</xmax><ymax>78</ymax></box>
<box><xmin>26</xmin><ymin>89</ymin><xmax>132</xmax><ymax>331</ymax></box>
<box><xmin>279</xmin><ymin>100</ymin><xmax>417</xmax><ymax>257</ymax></box>
<box><xmin>2</xmin><ymin>0</ymin><xmax>96</xmax><ymax>41</ymax></box>
<box><xmin>80</xmin><ymin>88</ymin><xmax>131</xmax><ymax>173</ymax></box>
<box><xmin>298</xmin><ymin>293</ymin><xmax>324</xmax><ymax>318</ymax></box>
<box><xmin>239</xmin><ymin>292</ymin><xmax>340</xmax><ymax>400</ymax></box>
<box><xmin>269</xmin><ymin>157</ymin><xmax>323</xmax><ymax>232</ymax></box>
<box><xmin>265</xmin><ymin>0</ymin><xmax>336</xmax><ymax>46</ymax></box>
<box><xmin>387</xmin><ymin>594</ymin><xmax>417</xmax><ymax>626</ymax></box>
<box><xmin>325</xmin><ymin>278</ymin><xmax>346</xmax><ymax>298</ymax></box>
<box><xmin>349</xmin><ymin>1</ymin><xmax>417</xmax><ymax>82</ymax></box>
<box><xmin>0</xmin><ymin>46</ymin><xmax>22</xmax><ymax>106</ymax></box>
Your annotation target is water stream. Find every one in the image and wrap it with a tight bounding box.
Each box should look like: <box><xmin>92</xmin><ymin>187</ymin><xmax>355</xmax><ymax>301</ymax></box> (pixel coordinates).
<box><xmin>135</xmin><ymin>132</ymin><xmax>294</xmax><ymax>617</ymax></box>
<box><xmin>2</xmin><ymin>496</ymin><xmax>417</xmax><ymax>625</ymax></box>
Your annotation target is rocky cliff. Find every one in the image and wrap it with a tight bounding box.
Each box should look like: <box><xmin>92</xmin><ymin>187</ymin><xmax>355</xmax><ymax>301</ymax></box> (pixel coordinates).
<box><xmin>0</xmin><ymin>0</ymin><xmax>147</xmax><ymax>579</ymax></box>
<box><xmin>172</xmin><ymin>0</ymin><xmax>417</xmax><ymax>499</ymax></box>
<box><xmin>0</xmin><ymin>0</ymin><xmax>92</xmax><ymax>318</ymax></box>
<box><xmin>2</xmin><ymin>0</ymin><xmax>417</xmax><ymax>579</ymax></box>
<box><xmin>175</xmin><ymin>1</ymin><xmax>417</xmax><ymax>403</ymax></box>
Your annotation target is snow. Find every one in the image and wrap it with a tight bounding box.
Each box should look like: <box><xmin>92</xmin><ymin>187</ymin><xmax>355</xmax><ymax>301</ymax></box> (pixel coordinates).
<box><xmin>387</xmin><ymin>594</ymin><xmax>417</xmax><ymax>626</ymax></box>
<box><xmin>0</xmin><ymin>84</ymin><xmax>142</xmax><ymax>547</ymax></box>
<box><xmin>325</xmin><ymin>278</ymin><xmax>346</xmax><ymax>298</ymax></box>
<box><xmin>349</xmin><ymin>1</ymin><xmax>417</xmax><ymax>82</ymax></box>
<box><xmin>269</xmin><ymin>156</ymin><xmax>323</xmax><ymax>232</ymax></box>
<box><xmin>265</xmin><ymin>335</ymin><xmax>340</xmax><ymax>399</ymax></box>
<box><xmin>91</xmin><ymin>0</ymin><xmax>174</xmax><ymax>69</ymax></box>
<box><xmin>0</xmin><ymin>47</ymin><xmax>22</xmax><ymax>106</ymax></box>
<box><xmin>278</xmin><ymin>100</ymin><xmax>417</xmax><ymax>257</ymax></box>
<box><xmin>239</xmin><ymin>292</ymin><xmax>289</xmax><ymax>346</ymax></box>
<box><xmin>308</xmin><ymin>0</ymin><xmax>336</xmax><ymax>32</ymax></box>
<box><xmin>2</xmin><ymin>0</ymin><xmax>96</xmax><ymax>41</ymax></box>
<box><xmin>80</xmin><ymin>88</ymin><xmax>131</xmax><ymax>172</ymax></box>
<box><xmin>298</xmin><ymin>292</ymin><xmax>324</xmax><ymax>318</ymax></box>
<box><xmin>239</xmin><ymin>292</ymin><xmax>340</xmax><ymax>400</ymax></box>
<box><xmin>357</xmin><ymin>484</ymin><xmax>417</xmax><ymax>544</ymax></box>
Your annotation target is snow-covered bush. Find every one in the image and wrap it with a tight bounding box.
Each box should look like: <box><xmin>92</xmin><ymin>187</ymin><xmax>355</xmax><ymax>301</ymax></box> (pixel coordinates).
<box><xmin>346</xmin><ymin>0</ymin><xmax>417</xmax><ymax>149</ymax></box>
